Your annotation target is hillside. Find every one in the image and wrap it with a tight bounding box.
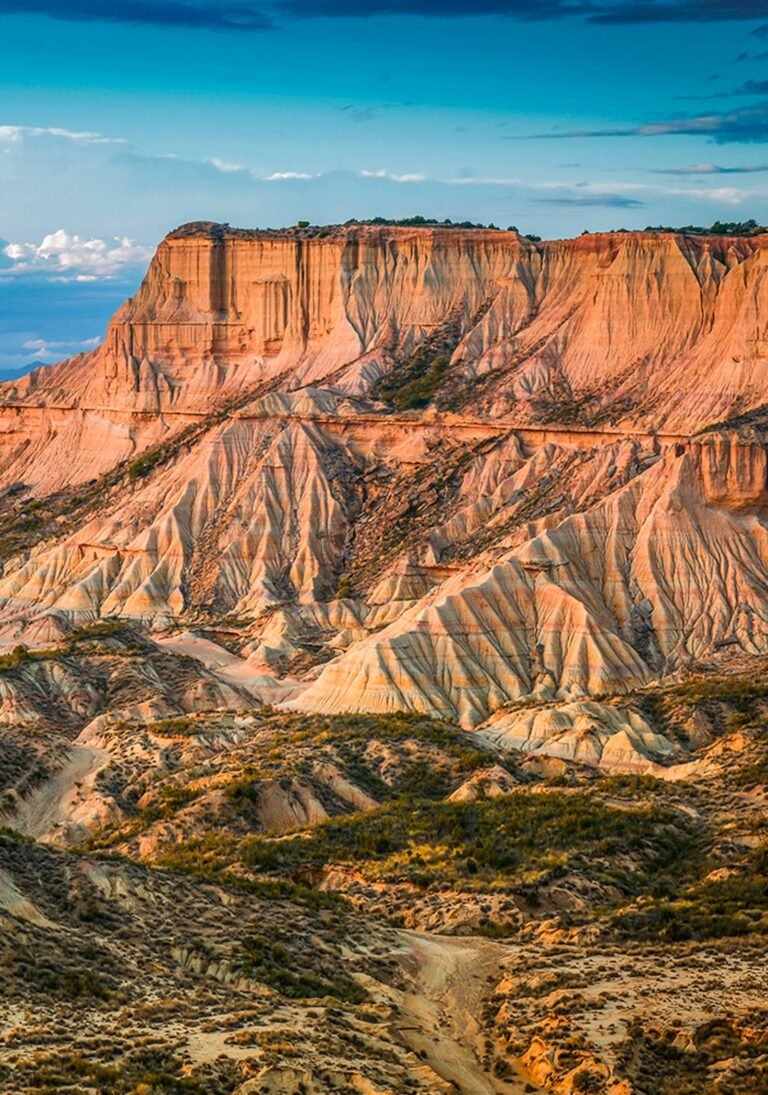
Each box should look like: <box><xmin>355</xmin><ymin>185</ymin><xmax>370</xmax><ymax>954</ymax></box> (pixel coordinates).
<box><xmin>0</xmin><ymin>223</ymin><xmax>767</xmax><ymax>1093</ymax></box>
<box><xmin>3</xmin><ymin>226</ymin><xmax>768</xmax><ymax>730</ymax></box>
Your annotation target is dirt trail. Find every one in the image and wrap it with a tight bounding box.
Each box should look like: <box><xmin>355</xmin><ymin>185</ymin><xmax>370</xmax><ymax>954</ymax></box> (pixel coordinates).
<box><xmin>12</xmin><ymin>743</ymin><xmax>109</xmax><ymax>843</ymax></box>
<box><xmin>394</xmin><ymin>930</ymin><xmax>538</xmax><ymax>1094</ymax></box>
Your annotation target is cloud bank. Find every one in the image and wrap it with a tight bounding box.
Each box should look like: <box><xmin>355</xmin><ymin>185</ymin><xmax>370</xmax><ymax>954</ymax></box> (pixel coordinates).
<box><xmin>0</xmin><ymin>124</ymin><xmax>122</xmax><ymax>144</ymax></box>
<box><xmin>523</xmin><ymin>102</ymin><xmax>768</xmax><ymax>144</ymax></box>
<box><xmin>0</xmin><ymin>0</ymin><xmax>271</xmax><ymax>31</ymax></box>
<box><xmin>1</xmin><ymin>229</ymin><xmax>154</xmax><ymax>280</ymax></box>
<box><xmin>654</xmin><ymin>162</ymin><xmax>768</xmax><ymax>174</ymax></box>
<box><xmin>2</xmin><ymin>0</ymin><xmax>767</xmax><ymax>32</ymax></box>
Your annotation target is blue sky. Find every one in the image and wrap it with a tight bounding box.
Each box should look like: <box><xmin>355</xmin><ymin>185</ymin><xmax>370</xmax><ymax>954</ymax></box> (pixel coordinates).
<box><xmin>3</xmin><ymin>1</ymin><xmax>768</xmax><ymax>374</ymax></box>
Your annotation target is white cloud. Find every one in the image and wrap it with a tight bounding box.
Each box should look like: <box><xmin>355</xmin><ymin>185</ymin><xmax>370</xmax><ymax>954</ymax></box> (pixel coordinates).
<box><xmin>361</xmin><ymin>169</ymin><xmax>427</xmax><ymax>182</ymax></box>
<box><xmin>1</xmin><ymin>229</ymin><xmax>153</xmax><ymax>280</ymax></box>
<box><xmin>357</xmin><ymin>168</ymin><xmax>754</xmax><ymax>205</ymax></box>
<box><xmin>263</xmin><ymin>171</ymin><xmax>316</xmax><ymax>180</ymax></box>
<box><xmin>207</xmin><ymin>156</ymin><xmax>248</xmax><ymax>173</ymax></box>
<box><xmin>22</xmin><ymin>336</ymin><xmax>100</xmax><ymax>353</ymax></box>
<box><xmin>361</xmin><ymin>169</ymin><xmax>522</xmax><ymax>185</ymax></box>
<box><xmin>0</xmin><ymin>125</ymin><xmax>124</xmax><ymax>145</ymax></box>
<box><xmin>363</xmin><ymin>170</ymin><xmax>754</xmax><ymax>203</ymax></box>
<box><xmin>536</xmin><ymin>179</ymin><xmax>752</xmax><ymax>205</ymax></box>
<box><xmin>205</xmin><ymin>158</ymin><xmax>316</xmax><ymax>180</ymax></box>
<box><xmin>448</xmin><ymin>176</ymin><xmax>523</xmax><ymax>186</ymax></box>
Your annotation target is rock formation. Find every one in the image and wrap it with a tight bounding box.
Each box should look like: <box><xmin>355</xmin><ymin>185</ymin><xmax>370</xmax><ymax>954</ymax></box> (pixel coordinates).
<box><xmin>2</xmin><ymin>223</ymin><xmax>768</xmax><ymax>1094</ymax></box>
<box><xmin>3</xmin><ymin>222</ymin><xmax>768</xmax><ymax>760</ymax></box>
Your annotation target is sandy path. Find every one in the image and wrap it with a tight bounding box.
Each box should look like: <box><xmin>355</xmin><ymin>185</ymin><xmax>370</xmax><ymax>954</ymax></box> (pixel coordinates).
<box><xmin>11</xmin><ymin>743</ymin><xmax>110</xmax><ymax>843</ymax></box>
<box><xmin>394</xmin><ymin>931</ymin><xmax>538</xmax><ymax>1094</ymax></box>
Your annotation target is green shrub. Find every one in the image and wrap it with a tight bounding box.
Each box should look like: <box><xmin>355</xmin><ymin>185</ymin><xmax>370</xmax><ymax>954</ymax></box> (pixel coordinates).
<box><xmin>66</xmin><ymin>619</ymin><xmax>128</xmax><ymax>642</ymax></box>
<box><xmin>334</xmin><ymin>575</ymin><xmax>354</xmax><ymax>599</ymax></box>
<box><xmin>157</xmin><ymin>790</ymin><xmax>697</xmax><ymax>896</ymax></box>
<box><xmin>235</xmin><ymin>933</ymin><xmax>366</xmax><ymax>1002</ymax></box>
<box><xmin>146</xmin><ymin>716</ymin><xmax>201</xmax><ymax>738</ymax></box>
<box><xmin>0</xmin><ymin>644</ymin><xmax>34</xmax><ymax>671</ymax></box>
<box><xmin>377</xmin><ymin>354</ymin><xmax>450</xmax><ymax>410</ymax></box>
<box><xmin>127</xmin><ymin>450</ymin><xmax>163</xmax><ymax>481</ymax></box>
<box><xmin>613</xmin><ymin>842</ymin><xmax>768</xmax><ymax>941</ymax></box>
<box><xmin>644</xmin><ymin>219</ymin><xmax>765</xmax><ymax>237</ymax></box>
<box><xmin>638</xmin><ymin>668</ymin><xmax>768</xmax><ymax>736</ymax></box>
<box><xmin>140</xmin><ymin>785</ymin><xmax>200</xmax><ymax>824</ymax></box>
<box><xmin>733</xmin><ymin>755</ymin><xmax>768</xmax><ymax>789</ymax></box>
<box><xmin>0</xmin><ymin>643</ymin><xmax>65</xmax><ymax>672</ymax></box>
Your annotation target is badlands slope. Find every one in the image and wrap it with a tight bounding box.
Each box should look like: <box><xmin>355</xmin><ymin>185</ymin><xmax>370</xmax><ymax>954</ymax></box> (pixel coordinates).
<box><xmin>1</xmin><ymin>223</ymin><xmax>768</xmax><ymax>1094</ymax></box>
<box><xmin>2</xmin><ymin>223</ymin><xmax>768</xmax><ymax>766</ymax></box>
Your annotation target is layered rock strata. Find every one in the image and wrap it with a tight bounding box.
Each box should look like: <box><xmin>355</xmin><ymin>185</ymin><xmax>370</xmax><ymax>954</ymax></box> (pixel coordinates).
<box><xmin>3</xmin><ymin>223</ymin><xmax>768</xmax><ymax>752</ymax></box>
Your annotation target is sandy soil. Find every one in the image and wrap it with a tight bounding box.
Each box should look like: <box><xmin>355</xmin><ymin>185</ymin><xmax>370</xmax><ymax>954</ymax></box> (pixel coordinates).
<box><xmin>394</xmin><ymin>931</ymin><xmax>540</xmax><ymax>1094</ymax></box>
<box><xmin>11</xmin><ymin>742</ymin><xmax>109</xmax><ymax>843</ymax></box>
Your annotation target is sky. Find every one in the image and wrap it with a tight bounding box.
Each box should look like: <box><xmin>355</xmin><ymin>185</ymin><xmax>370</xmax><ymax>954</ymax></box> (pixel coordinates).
<box><xmin>3</xmin><ymin>0</ymin><xmax>768</xmax><ymax>374</ymax></box>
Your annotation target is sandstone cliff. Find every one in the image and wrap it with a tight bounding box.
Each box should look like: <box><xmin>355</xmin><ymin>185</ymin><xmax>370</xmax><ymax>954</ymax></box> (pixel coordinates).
<box><xmin>3</xmin><ymin>223</ymin><xmax>768</xmax><ymax>762</ymax></box>
<box><xmin>4</xmin><ymin>223</ymin><xmax>768</xmax><ymax>423</ymax></box>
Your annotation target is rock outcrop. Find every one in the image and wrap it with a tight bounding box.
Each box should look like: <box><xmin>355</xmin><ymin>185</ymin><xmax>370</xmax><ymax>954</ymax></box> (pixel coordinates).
<box><xmin>4</xmin><ymin>222</ymin><xmax>768</xmax><ymax>753</ymax></box>
<box><xmin>4</xmin><ymin>223</ymin><xmax>768</xmax><ymax>488</ymax></box>
<box><xmin>7</xmin><ymin>224</ymin><xmax>768</xmax><ymax>419</ymax></box>
<box><xmin>292</xmin><ymin>435</ymin><xmax>768</xmax><ymax>725</ymax></box>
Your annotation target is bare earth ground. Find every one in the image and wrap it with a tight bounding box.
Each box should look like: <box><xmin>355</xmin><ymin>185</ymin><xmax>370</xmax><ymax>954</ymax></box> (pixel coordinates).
<box><xmin>0</xmin><ymin>635</ymin><xmax>766</xmax><ymax>1091</ymax></box>
<box><xmin>393</xmin><ymin>932</ymin><xmax>535</xmax><ymax>1094</ymax></box>
<box><xmin>12</xmin><ymin>743</ymin><xmax>109</xmax><ymax>843</ymax></box>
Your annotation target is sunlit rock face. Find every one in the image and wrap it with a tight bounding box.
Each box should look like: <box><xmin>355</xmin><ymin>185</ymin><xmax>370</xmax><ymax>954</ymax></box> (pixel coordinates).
<box><xmin>5</xmin><ymin>222</ymin><xmax>768</xmax><ymax>422</ymax></box>
<box><xmin>293</xmin><ymin>436</ymin><xmax>768</xmax><ymax>726</ymax></box>
<box><xmin>3</xmin><ymin>223</ymin><xmax>768</xmax><ymax>740</ymax></box>
<box><xmin>84</xmin><ymin>226</ymin><xmax>768</xmax><ymax>428</ymax></box>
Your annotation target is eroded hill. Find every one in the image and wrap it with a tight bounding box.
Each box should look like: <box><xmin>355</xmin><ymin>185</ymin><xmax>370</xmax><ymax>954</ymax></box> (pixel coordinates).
<box><xmin>1</xmin><ymin>223</ymin><xmax>767</xmax><ymax>1093</ymax></box>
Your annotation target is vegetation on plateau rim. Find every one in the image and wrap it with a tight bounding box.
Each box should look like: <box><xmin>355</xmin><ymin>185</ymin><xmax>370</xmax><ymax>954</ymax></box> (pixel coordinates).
<box><xmin>173</xmin><ymin>215</ymin><xmax>539</xmax><ymax>236</ymax></box>
<box><xmin>341</xmin><ymin>215</ymin><xmax>768</xmax><ymax>238</ymax></box>
<box><xmin>640</xmin><ymin>218</ymin><xmax>766</xmax><ymax>237</ymax></box>
<box><xmin>172</xmin><ymin>215</ymin><xmax>766</xmax><ymax>241</ymax></box>
<box><xmin>340</xmin><ymin>215</ymin><xmax>541</xmax><ymax>239</ymax></box>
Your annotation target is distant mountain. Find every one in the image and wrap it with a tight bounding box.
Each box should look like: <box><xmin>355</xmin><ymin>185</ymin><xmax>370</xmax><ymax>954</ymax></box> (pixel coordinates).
<box><xmin>0</xmin><ymin>360</ymin><xmax>46</xmax><ymax>383</ymax></box>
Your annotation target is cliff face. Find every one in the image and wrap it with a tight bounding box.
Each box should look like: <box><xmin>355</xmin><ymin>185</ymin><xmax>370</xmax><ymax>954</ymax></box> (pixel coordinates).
<box><xmin>7</xmin><ymin>224</ymin><xmax>534</xmax><ymax>414</ymax></box>
<box><xmin>94</xmin><ymin>226</ymin><xmax>768</xmax><ymax>430</ymax></box>
<box><xmin>3</xmin><ymin>223</ymin><xmax>768</xmax><ymax>757</ymax></box>
<box><xmin>5</xmin><ymin>224</ymin><xmax>768</xmax><ymax>424</ymax></box>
